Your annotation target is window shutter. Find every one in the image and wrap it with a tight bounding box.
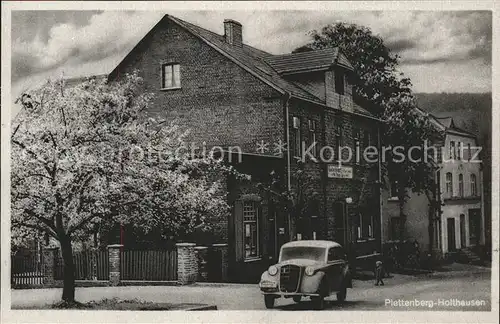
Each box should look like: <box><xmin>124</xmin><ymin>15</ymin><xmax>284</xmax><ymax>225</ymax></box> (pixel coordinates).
<box><xmin>234</xmin><ymin>200</ymin><xmax>244</xmax><ymax>262</ymax></box>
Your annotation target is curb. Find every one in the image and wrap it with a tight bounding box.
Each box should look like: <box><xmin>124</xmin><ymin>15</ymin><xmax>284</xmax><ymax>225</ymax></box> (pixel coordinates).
<box><xmin>192</xmin><ymin>282</ymin><xmax>256</xmax><ymax>288</ymax></box>
<box><xmin>186</xmin><ymin>305</ymin><xmax>218</xmax><ymax>311</ymax></box>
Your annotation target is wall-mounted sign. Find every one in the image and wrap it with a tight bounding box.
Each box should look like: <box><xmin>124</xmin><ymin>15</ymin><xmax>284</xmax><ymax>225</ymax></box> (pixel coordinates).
<box><xmin>278</xmin><ymin>227</ymin><xmax>285</xmax><ymax>235</ymax></box>
<box><xmin>327</xmin><ymin>165</ymin><xmax>353</xmax><ymax>179</ymax></box>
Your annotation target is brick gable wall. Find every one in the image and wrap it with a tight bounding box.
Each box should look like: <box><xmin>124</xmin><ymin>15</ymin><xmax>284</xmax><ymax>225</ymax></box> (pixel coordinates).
<box><xmin>111</xmin><ymin>19</ymin><xmax>284</xmax><ymax>155</ymax></box>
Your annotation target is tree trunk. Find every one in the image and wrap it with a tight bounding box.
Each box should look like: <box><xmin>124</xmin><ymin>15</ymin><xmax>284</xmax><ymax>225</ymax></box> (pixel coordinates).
<box><xmin>60</xmin><ymin>235</ymin><xmax>76</xmax><ymax>302</ymax></box>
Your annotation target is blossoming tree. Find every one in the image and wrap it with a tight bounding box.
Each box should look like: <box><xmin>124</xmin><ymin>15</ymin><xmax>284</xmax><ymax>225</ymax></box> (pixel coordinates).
<box><xmin>11</xmin><ymin>72</ymin><xmax>234</xmax><ymax>303</ymax></box>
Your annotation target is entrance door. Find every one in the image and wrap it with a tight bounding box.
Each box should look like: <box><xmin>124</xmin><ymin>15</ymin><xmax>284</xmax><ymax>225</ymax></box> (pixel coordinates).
<box><xmin>468</xmin><ymin>209</ymin><xmax>481</xmax><ymax>246</ymax></box>
<box><xmin>460</xmin><ymin>214</ymin><xmax>466</xmax><ymax>248</ymax></box>
<box><xmin>447</xmin><ymin>218</ymin><xmax>456</xmax><ymax>252</ymax></box>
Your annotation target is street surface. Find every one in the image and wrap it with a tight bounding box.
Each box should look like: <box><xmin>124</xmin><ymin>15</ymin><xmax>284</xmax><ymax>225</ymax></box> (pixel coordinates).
<box><xmin>11</xmin><ymin>265</ymin><xmax>491</xmax><ymax>311</ymax></box>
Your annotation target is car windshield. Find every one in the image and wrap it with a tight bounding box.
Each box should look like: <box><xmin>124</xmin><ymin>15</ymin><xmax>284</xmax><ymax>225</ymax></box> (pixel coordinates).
<box><xmin>280</xmin><ymin>246</ymin><xmax>326</xmax><ymax>262</ymax></box>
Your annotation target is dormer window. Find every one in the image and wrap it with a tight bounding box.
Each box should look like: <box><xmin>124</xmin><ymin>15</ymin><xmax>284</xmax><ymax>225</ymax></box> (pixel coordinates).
<box><xmin>161</xmin><ymin>63</ymin><xmax>181</xmax><ymax>89</ymax></box>
<box><xmin>335</xmin><ymin>70</ymin><xmax>345</xmax><ymax>95</ymax></box>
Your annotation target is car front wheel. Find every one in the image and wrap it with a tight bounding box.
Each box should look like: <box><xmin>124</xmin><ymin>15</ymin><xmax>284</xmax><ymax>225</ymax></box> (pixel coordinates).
<box><xmin>336</xmin><ymin>286</ymin><xmax>347</xmax><ymax>303</ymax></box>
<box><xmin>264</xmin><ymin>295</ymin><xmax>275</xmax><ymax>309</ymax></box>
<box><xmin>293</xmin><ymin>295</ymin><xmax>302</xmax><ymax>303</ymax></box>
<box><xmin>311</xmin><ymin>296</ymin><xmax>325</xmax><ymax>310</ymax></box>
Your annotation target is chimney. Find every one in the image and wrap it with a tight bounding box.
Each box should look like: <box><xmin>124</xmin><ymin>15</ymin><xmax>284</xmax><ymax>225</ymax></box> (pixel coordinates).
<box><xmin>224</xmin><ymin>19</ymin><xmax>243</xmax><ymax>46</ymax></box>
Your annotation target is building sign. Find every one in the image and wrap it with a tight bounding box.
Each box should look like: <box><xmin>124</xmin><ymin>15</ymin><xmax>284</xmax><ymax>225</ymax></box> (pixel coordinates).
<box><xmin>327</xmin><ymin>165</ymin><xmax>353</xmax><ymax>179</ymax></box>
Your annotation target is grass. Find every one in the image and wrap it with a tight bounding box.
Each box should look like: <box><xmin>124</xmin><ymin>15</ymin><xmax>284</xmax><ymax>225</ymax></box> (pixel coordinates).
<box><xmin>49</xmin><ymin>297</ymin><xmax>212</xmax><ymax>310</ymax></box>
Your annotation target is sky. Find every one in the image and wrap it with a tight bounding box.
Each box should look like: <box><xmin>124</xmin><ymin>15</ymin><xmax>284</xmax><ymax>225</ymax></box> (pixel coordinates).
<box><xmin>11</xmin><ymin>10</ymin><xmax>492</xmax><ymax>99</ymax></box>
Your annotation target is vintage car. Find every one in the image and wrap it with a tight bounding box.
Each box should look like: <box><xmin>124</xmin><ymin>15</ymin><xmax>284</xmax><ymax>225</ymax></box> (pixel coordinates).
<box><xmin>259</xmin><ymin>240</ymin><xmax>352</xmax><ymax>309</ymax></box>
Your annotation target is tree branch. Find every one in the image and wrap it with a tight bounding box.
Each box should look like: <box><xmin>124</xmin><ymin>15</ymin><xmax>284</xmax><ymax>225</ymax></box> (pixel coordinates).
<box><xmin>14</xmin><ymin>192</ymin><xmax>55</xmax><ymax>207</ymax></box>
<box><xmin>23</xmin><ymin>209</ymin><xmax>57</xmax><ymax>233</ymax></box>
<box><xmin>12</xmin><ymin>139</ymin><xmax>53</xmax><ymax>176</ymax></box>
<box><xmin>12</xmin><ymin>210</ymin><xmax>59</xmax><ymax>239</ymax></box>
<box><xmin>67</xmin><ymin>214</ymin><xmax>96</xmax><ymax>235</ymax></box>
<box><xmin>13</xmin><ymin>219</ymin><xmax>59</xmax><ymax>239</ymax></box>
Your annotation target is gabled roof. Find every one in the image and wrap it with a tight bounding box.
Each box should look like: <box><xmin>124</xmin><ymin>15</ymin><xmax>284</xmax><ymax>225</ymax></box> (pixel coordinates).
<box><xmin>417</xmin><ymin>109</ymin><xmax>477</xmax><ymax>139</ymax></box>
<box><xmin>265</xmin><ymin>47</ymin><xmax>354</xmax><ymax>74</ymax></box>
<box><xmin>109</xmin><ymin>14</ymin><xmax>375</xmax><ymax>120</ymax></box>
<box><xmin>434</xmin><ymin>116</ymin><xmax>454</xmax><ymax>129</ymax></box>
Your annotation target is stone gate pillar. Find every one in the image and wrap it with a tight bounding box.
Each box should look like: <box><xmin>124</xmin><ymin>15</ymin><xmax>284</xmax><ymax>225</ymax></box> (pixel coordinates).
<box><xmin>107</xmin><ymin>244</ymin><xmax>123</xmax><ymax>286</ymax></box>
<box><xmin>176</xmin><ymin>243</ymin><xmax>197</xmax><ymax>285</ymax></box>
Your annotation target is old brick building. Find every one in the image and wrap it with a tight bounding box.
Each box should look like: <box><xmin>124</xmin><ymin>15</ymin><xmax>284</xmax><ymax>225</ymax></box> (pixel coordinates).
<box><xmin>106</xmin><ymin>14</ymin><xmax>383</xmax><ymax>282</ymax></box>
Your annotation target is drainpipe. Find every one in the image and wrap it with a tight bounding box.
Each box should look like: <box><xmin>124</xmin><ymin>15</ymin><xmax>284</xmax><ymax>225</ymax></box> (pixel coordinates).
<box><xmin>377</xmin><ymin>125</ymin><xmax>383</xmax><ymax>253</ymax></box>
<box><xmin>285</xmin><ymin>93</ymin><xmax>291</xmax><ymax>190</ymax></box>
<box><xmin>285</xmin><ymin>93</ymin><xmax>292</xmax><ymax>241</ymax></box>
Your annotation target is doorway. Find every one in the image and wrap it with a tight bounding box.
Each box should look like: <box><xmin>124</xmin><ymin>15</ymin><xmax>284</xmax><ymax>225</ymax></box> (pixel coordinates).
<box><xmin>468</xmin><ymin>209</ymin><xmax>481</xmax><ymax>246</ymax></box>
<box><xmin>447</xmin><ymin>218</ymin><xmax>456</xmax><ymax>252</ymax></box>
<box><xmin>460</xmin><ymin>214</ymin><xmax>466</xmax><ymax>248</ymax></box>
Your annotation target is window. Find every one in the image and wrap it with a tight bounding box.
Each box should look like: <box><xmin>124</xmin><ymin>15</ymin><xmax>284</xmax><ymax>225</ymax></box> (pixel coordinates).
<box><xmin>470</xmin><ymin>174</ymin><xmax>477</xmax><ymax>196</ymax></box>
<box><xmin>335</xmin><ymin>70</ymin><xmax>345</xmax><ymax>95</ymax></box>
<box><xmin>458</xmin><ymin>174</ymin><xmax>464</xmax><ymax>197</ymax></box>
<box><xmin>354</xmin><ymin>213</ymin><xmax>362</xmax><ymax>240</ymax></box>
<box><xmin>335</xmin><ymin>123</ymin><xmax>343</xmax><ymax>160</ymax></box>
<box><xmin>457</xmin><ymin>142</ymin><xmax>462</xmax><ymax>160</ymax></box>
<box><xmin>243</xmin><ymin>202</ymin><xmax>259</xmax><ymax>259</ymax></box>
<box><xmin>161</xmin><ymin>63</ymin><xmax>181</xmax><ymax>89</ymax></box>
<box><xmin>445</xmin><ymin>172</ymin><xmax>453</xmax><ymax>196</ymax></box>
<box><xmin>362</xmin><ymin>212</ymin><xmax>374</xmax><ymax>238</ymax></box>
<box><xmin>390</xmin><ymin>180</ymin><xmax>399</xmax><ymax>198</ymax></box>
<box><xmin>353</xmin><ymin>128</ymin><xmax>360</xmax><ymax>164</ymax></box>
<box><xmin>468</xmin><ymin>143</ymin><xmax>472</xmax><ymax>161</ymax></box>
<box><xmin>308</xmin><ymin>119</ymin><xmax>318</xmax><ymax>158</ymax></box>
<box><xmin>436</xmin><ymin>146</ymin><xmax>443</xmax><ymax>163</ymax></box>
<box><xmin>364</xmin><ymin>130</ymin><xmax>371</xmax><ymax>147</ymax></box>
<box><xmin>292</xmin><ymin>116</ymin><xmax>301</xmax><ymax>157</ymax></box>
<box><xmin>449</xmin><ymin>141</ymin><xmax>455</xmax><ymax>160</ymax></box>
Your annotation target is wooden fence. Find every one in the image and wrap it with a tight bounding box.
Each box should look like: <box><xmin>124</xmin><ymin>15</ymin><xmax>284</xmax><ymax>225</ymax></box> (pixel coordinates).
<box><xmin>11</xmin><ymin>252</ymin><xmax>44</xmax><ymax>288</ymax></box>
<box><xmin>54</xmin><ymin>250</ymin><xmax>109</xmax><ymax>280</ymax></box>
<box><xmin>120</xmin><ymin>249</ymin><xmax>177</xmax><ymax>281</ymax></box>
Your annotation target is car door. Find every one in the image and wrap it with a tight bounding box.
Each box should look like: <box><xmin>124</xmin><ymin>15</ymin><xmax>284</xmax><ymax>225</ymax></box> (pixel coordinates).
<box><xmin>327</xmin><ymin>247</ymin><xmax>345</xmax><ymax>292</ymax></box>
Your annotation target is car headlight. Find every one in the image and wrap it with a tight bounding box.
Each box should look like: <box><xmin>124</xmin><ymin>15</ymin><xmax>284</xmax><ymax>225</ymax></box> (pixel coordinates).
<box><xmin>305</xmin><ymin>266</ymin><xmax>315</xmax><ymax>276</ymax></box>
<box><xmin>268</xmin><ymin>265</ymin><xmax>278</xmax><ymax>276</ymax></box>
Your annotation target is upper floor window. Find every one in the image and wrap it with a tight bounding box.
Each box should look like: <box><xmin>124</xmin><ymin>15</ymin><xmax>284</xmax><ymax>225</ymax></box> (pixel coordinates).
<box><xmin>470</xmin><ymin>174</ymin><xmax>477</xmax><ymax>196</ymax></box>
<box><xmin>292</xmin><ymin>116</ymin><xmax>301</xmax><ymax>158</ymax></box>
<box><xmin>457</xmin><ymin>142</ymin><xmax>462</xmax><ymax>160</ymax></box>
<box><xmin>308</xmin><ymin>119</ymin><xmax>319</xmax><ymax>158</ymax></box>
<box><xmin>161</xmin><ymin>63</ymin><xmax>181</xmax><ymax>89</ymax></box>
<box><xmin>243</xmin><ymin>201</ymin><xmax>260</xmax><ymax>259</ymax></box>
<box><xmin>335</xmin><ymin>124</ymin><xmax>343</xmax><ymax>146</ymax></box>
<box><xmin>449</xmin><ymin>141</ymin><xmax>455</xmax><ymax>159</ymax></box>
<box><xmin>458</xmin><ymin>173</ymin><xmax>464</xmax><ymax>197</ymax></box>
<box><xmin>468</xmin><ymin>143</ymin><xmax>472</xmax><ymax>161</ymax></box>
<box><xmin>335</xmin><ymin>71</ymin><xmax>345</xmax><ymax>95</ymax></box>
<box><xmin>390</xmin><ymin>180</ymin><xmax>399</xmax><ymax>198</ymax></box>
<box><xmin>445</xmin><ymin>172</ymin><xmax>453</xmax><ymax>195</ymax></box>
<box><xmin>364</xmin><ymin>130</ymin><xmax>371</xmax><ymax>147</ymax></box>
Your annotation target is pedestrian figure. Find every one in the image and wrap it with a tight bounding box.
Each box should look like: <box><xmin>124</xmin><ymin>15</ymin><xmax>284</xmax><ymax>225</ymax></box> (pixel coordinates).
<box><xmin>375</xmin><ymin>260</ymin><xmax>384</xmax><ymax>286</ymax></box>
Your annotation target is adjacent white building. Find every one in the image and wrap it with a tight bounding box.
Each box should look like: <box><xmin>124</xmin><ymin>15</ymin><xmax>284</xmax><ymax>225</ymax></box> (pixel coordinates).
<box><xmin>434</xmin><ymin>116</ymin><xmax>484</xmax><ymax>254</ymax></box>
<box><xmin>382</xmin><ymin>114</ymin><xmax>484</xmax><ymax>258</ymax></box>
